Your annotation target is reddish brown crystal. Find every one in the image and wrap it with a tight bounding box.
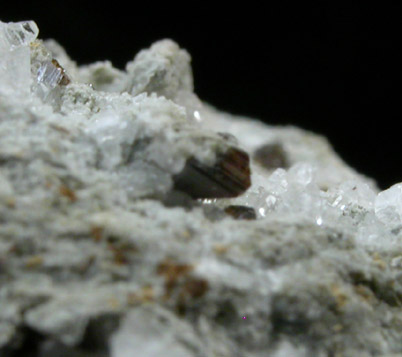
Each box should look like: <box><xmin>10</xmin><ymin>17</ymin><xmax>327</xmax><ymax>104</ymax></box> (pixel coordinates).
<box><xmin>173</xmin><ymin>147</ymin><xmax>251</xmax><ymax>199</ymax></box>
<box><xmin>224</xmin><ymin>205</ymin><xmax>256</xmax><ymax>220</ymax></box>
<box><xmin>51</xmin><ymin>59</ymin><xmax>71</xmax><ymax>86</ymax></box>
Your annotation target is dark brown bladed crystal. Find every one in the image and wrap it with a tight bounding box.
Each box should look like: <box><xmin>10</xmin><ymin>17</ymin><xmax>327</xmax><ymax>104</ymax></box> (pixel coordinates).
<box><xmin>173</xmin><ymin>147</ymin><xmax>251</xmax><ymax>199</ymax></box>
<box><xmin>224</xmin><ymin>205</ymin><xmax>256</xmax><ymax>220</ymax></box>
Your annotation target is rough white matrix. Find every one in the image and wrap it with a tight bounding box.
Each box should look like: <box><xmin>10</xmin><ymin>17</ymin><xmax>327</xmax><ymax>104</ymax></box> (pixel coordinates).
<box><xmin>0</xmin><ymin>20</ymin><xmax>402</xmax><ymax>357</ymax></box>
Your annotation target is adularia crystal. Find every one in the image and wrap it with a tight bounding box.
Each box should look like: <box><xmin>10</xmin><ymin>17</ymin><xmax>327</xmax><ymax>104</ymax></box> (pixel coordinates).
<box><xmin>37</xmin><ymin>59</ymin><xmax>70</xmax><ymax>88</ymax></box>
<box><xmin>375</xmin><ymin>183</ymin><xmax>402</xmax><ymax>226</ymax></box>
<box><xmin>0</xmin><ymin>21</ymin><xmax>39</xmax><ymax>96</ymax></box>
<box><xmin>0</xmin><ymin>20</ymin><xmax>38</xmax><ymax>48</ymax></box>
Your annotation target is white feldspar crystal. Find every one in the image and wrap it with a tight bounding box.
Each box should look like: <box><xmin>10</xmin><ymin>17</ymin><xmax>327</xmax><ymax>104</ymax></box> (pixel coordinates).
<box><xmin>375</xmin><ymin>183</ymin><xmax>402</xmax><ymax>226</ymax></box>
<box><xmin>37</xmin><ymin>60</ymin><xmax>64</xmax><ymax>88</ymax></box>
<box><xmin>1</xmin><ymin>19</ymin><xmax>402</xmax><ymax>357</ymax></box>
<box><xmin>0</xmin><ymin>20</ymin><xmax>38</xmax><ymax>49</ymax></box>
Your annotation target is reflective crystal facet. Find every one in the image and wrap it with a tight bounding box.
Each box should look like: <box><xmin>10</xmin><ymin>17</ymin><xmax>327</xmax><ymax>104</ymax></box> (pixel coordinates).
<box><xmin>37</xmin><ymin>59</ymin><xmax>70</xmax><ymax>89</ymax></box>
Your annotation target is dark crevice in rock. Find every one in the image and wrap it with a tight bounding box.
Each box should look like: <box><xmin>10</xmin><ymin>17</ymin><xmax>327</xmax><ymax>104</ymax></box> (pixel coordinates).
<box><xmin>214</xmin><ymin>300</ymin><xmax>238</xmax><ymax>327</ymax></box>
<box><xmin>0</xmin><ymin>313</ymin><xmax>121</xmax><ymax>357</ymax></box>
<box><xmin>78</xmin><ymin>313</ymin><xmax>121</xmax><ymax>354</ymax></box>
<box><xmin>348</xmin><ymin>270</ymin><xmax>402</xmax><ymax>307</ymax></box>
<box><xmin>0</xmin><ymin>326</ymin><xmax>45</xmax><ymax>357</ymax></box>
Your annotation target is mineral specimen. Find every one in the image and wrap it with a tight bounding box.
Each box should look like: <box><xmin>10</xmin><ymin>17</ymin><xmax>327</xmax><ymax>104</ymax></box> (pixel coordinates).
<box><xmin>1</xmin><ymin>19</ymin><xmax>402</xmax><ymax>357</ymax></box>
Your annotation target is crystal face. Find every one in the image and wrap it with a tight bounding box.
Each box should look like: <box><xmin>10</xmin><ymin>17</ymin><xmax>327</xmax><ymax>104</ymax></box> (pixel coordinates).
<box><xmin>37</xmin><ymin>59</ymin><xmax>70</xmax><ymax>88</ymax></box>
<box><xmin>0</xmin><ymin>20</ymin><xmax>38</xmax><ymax>49</ymax></box>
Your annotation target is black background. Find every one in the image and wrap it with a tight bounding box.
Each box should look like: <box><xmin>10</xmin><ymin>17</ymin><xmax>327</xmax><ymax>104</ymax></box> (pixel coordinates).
<box><xmin>2</xmin><ymin>3</ymin><xmax>401</xmax><ymax>189</ymax></box>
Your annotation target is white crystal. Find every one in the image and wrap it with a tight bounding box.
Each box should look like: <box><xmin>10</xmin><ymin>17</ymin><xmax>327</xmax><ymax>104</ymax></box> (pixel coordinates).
<box><xmin>37</xmin><ymin>60</ymin><xmax>64</xmax><ymax>88</ymax></box>
<box><xmin>266</xmin><ymin>168</ymin><xmax>289</xmax><ymax>194</ymax></box>
<box><xmin>0</xmin><ymin>20</ymin><xmax>38</xmax><ymax>49</ymax></box>
<box><xmin>287</xmin><ymin>162</ymin><xmax>314</xmax><ymax>186</ymax></box>
<box><xmin>84</xmin><ymin>110</ymin><xmax>140</xmax><ymax>170</ymax></box>
<box><xmin>375</xmin><ymin>183</ymin><xmax>402</xmax><ymax>226</ymax></box>
<box><xmin>0</xmin><ymin>21</ymin><xmax>38</xmax><ymax>97</ymax></box>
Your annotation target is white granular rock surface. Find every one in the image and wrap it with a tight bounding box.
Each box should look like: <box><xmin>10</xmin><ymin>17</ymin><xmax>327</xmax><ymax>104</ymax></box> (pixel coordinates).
<box><xmin>1</xmin><ymin>20</ymin><xmax>402</xmax><ymax>357</ymax></box>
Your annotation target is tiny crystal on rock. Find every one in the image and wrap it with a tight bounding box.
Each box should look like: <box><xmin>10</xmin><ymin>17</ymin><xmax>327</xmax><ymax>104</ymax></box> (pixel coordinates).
<box><xmin>253</xmin><ymin>143</ymin><xmax>289</xmax><ymax>170</ymax></box>
<box><xmin>375</xmin><ymin>183</ymin><xmax>402</xmax><ymax>226</ymax></box>
<box><xmin>224</xmin><ymin>205</ymin><xmax>257</xmax><ymax>220</ymax></box>
<box><xmin>1</xmin><ymin>20</ymin><xmax>38</xmax><ymax>49</ymax></box>
<box><xmin>173</xmin><ymin>147</ymin><xmax>251</xmax><ymax>199</ymax></box>
<box><xmin>37</xmin><ymin>59</ymin><xmax>70</xmax><ymax>88</ymax></box>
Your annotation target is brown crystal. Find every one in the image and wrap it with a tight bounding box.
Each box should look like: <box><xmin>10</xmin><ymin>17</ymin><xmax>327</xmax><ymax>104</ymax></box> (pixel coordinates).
<box><xmin>224</xmin><ymin>205</ymin><xmax>256</xmax><ymax>220</ymax></box>
<box><xmin>253</xmin><ymin>143</ymin><xmax>289</xmax><ymax>170</ymax></box>
<box><xmin>173</xmin><ymin>147</ymin><xmax>251</xmax><ymax>199</ymax></box>
<box><xmin>51</xmin><ymin>59</ymin><xmax>71</xmax><ymax>86</ymax></box>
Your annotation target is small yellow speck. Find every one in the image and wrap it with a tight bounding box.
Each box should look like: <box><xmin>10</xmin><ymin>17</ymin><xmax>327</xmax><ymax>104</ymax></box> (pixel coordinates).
<box><xmin>25</xmin><ymin>256</ymin><xmax>43</xmax><ymax>269</ymax></box>
<box><xmin>107</xmin><ymin>297</ymin><xmax>120</xmax><ymax>309</ymax></box>
<box><xmin>213</xmin><ymin>244</ymin><xmax>229</xmax><ymax>254</ymax></box>
<box><xmin>332</xmin><ymin>324</ymin><xmax>343</xmax><ymax>332</ymax></box>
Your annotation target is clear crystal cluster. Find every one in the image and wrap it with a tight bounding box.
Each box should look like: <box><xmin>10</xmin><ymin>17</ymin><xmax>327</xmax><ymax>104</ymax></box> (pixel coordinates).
<box><xmin>0</xmin><ymin>21</ymin><xmax>38</xmax><ymax>97</ymax></box>
<box><xmin>229</xmin><ymin>160</ymin><xmax>402</xmax><ymax>252</ymax></box>
<box><xmin>1</xmin><ymin>19</ymin><xmax>402</xmax><ymax>357</ymax></box>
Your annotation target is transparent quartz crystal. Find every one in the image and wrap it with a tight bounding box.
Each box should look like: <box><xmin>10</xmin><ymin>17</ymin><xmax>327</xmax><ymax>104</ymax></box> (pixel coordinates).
<box><xmin>1</xmin><ymin>21</ymin><xmax>39</xmax><ymax>49</ymax></box>
<box><xmin>243</xmin><ymin>162</ymin><xmax>379</xmax><ymax>231</ymax></box>
<box><xmin>0</xmin><ymin>21</ymin><xmax>39</xmax><ymax>97</ymax></box>
<box><xmin>248</xmin><ymin>163</ymin><xmax>324</xmax><ymax>223</ymax></box>
<box><xmin>330</xmin><ymin>180</ymin><xmax>376</xmax><ymax>212</ymax></box>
